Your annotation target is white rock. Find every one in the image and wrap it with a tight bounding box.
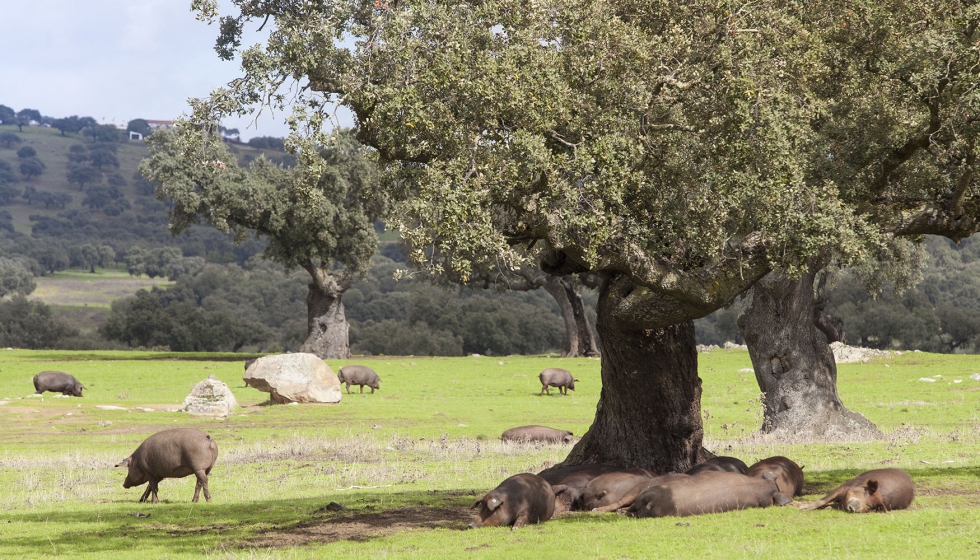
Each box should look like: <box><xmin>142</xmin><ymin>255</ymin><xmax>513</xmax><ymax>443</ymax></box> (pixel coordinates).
<box><xmin>738</xmin><ymin>368</ymin><xmax>754</xmax><ymax>373</ymax></box>
<box><xmin>180</xmin><ymin>378</ymin><xmax>238</xmax><ymax>416</ymax></box>
<box><xmin>243</xmin><ymin>353</ymin><xmax>342</xmax><ymax>404</ymax></box>
<box><xmin>95</xmin><ymin>405</ymin><xmax>127</xmax><ymax>410</ymax></box>
<box><xmin>954</xmin><ymin>380</ymin><xmax>962</xmax><ymax>384</ymax></box>
<box><xmin>970</xmin><ymin>373</ymin><xmax>980</xmax><ymax>381</ymax></box>
<box><xmin>918</xmin><ymin>378</ymin><xmax>937</xmax><ymax>383</ymax></box>
<box><xmin>831</xmin><ymin>341</ymin><xmax>892</xmax><ymax>363</ymax></box>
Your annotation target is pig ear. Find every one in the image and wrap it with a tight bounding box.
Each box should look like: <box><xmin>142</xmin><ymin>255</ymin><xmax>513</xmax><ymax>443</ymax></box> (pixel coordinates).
<box><xmin>761</xmin><ymin>471</ymin><xmax>777</xmax><ymax>482</ymax></box>
<box><xmin>486</xmin><ymin>497</ymin><xmax>502</xmax><ymax>511</ymax></box>
<box><xmin>470</xmin><ymin>499</ymin><xmax>482</xmax><ymax>509</ymax></box>
<box><xmin>866</xmin><ymin>479</ymin><xmax>878</xmax><ymax>495</ymax></box>
<box><xmin>115</xmin><ymin>457</ymin><xmax>132</xmax><ymax>468</ymax></box>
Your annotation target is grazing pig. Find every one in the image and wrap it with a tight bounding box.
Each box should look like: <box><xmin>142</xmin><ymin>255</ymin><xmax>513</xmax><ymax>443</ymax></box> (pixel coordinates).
<box><xmin>469</xmin><ymin>473</ymin><xmax>555</xmax><ymax>529</ymax></box>
<box><xmin>580</xmin><ymin>468</ymin><xmax>665</xmax><ymax>512</ymax></box>
<box><xmin>745</xmin><ymin>456</ymin><xmax>805</xmax><ymax>497</ymax></box>
<box><xmin>685</xmin><ymin>456</ymin><xmax>749</xmax><ymax>476</ymax></box>
<box><xmin>798</xmin><ymin>468</ymin><xmax>914</xmax><ymax>513</ymax></box>
<box><xmin>541</xmin><ymin>464</ymin><xmax>620</xmax><ymax>513</ymax></box>
<box><xmin>501</xmin><ymin>425</ymin><xmax>575</xmax><ymax>444</ymax></box>
<box><xmin>630</xmin><ymin>471</ymin><xmax>792</xmax><ymax>518</ymax></box>
<box><xmin>33</xmin><ymin>371</ymin><xmax>85</xmax><ymax>397</ymax></box>
<box><xmin>116</xmin><ymin>428</ymin><xmax>219</xmax><ymax>503</ymax></box>
<box><xmin>337</xmin><ymin>365</ymin><xmax>381</xmax><ymax>394</ymax></box>
<box><xmin>538</xmin><ymin>368</ymin><xmax>577</xmax><ymax>395</ymax></box>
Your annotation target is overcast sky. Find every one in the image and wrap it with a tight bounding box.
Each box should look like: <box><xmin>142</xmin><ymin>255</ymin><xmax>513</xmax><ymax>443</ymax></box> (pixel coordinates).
<box><xmin>0</xmin><ymin>1</ymin><xmax>318</xmax><ymax>140</ymax></box>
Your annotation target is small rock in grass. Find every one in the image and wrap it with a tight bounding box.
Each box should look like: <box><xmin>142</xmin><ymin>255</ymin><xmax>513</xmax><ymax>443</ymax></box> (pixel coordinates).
<box><xmin>738</xmin><ymin>368</ymin><xmax>753</xmax><ymax>373</ymax></box>
<box><xmin>918</xmin><ymin>378</ymin><xmax>936</xmax><ymax>383</ymax></box>
<box><xmin>970</xmin><ymin>373</ymin><xmax>980</xmax><ymax>381</ymax></box>
<box><xmin>96</xmin><ymin>405</ymin><xmax>127</xmax><ymax>410</ymax></box>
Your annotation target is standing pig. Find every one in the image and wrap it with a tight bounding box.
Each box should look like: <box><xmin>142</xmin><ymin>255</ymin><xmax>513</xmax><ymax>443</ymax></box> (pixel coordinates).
<box><xmin>798</xmin><ymin>468</ymin><xmax>914</xmax><ymax>513</ymax></box>
<box><xmin>116</xmin><ymin>428</ymin><xmax>219</xmax><ymax>503</ymax></box>
<box><xmin>538</xmin><ymin>368</ymin><xmax>577</xmax><ymax>395</ymax></box>
<box><xmin>501</xmin><ymin>425</ymin><xmax>575</xmax><ymax>444</ymax></box>
<box><xmin>33</xmin><ymin>371</ymin><xmax>85</xmax><ymax>397</ymax></box>
<box><xmin>337</xmin><ymin>365</ymin><xmax>381</xmax><ymax>394</ymax></box>
<box><xmin>470</xmin><ymin>473</ymin><xmax>555</xmax><ymax>529</ymax></box>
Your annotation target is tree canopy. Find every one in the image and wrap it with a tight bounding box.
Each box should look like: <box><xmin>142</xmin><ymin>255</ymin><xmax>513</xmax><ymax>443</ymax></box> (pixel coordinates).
<box><xmin>187</xmin><ymin>0</ymin><xmax>980</xmax><ymax>469</ymax></box>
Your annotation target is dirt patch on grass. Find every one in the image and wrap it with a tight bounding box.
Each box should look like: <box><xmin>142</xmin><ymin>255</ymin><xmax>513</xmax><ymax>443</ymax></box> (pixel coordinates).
<box><xmin>242</xmin><ymin>505</ymin><xmax>472</xmax><ymax>548</ymax></box>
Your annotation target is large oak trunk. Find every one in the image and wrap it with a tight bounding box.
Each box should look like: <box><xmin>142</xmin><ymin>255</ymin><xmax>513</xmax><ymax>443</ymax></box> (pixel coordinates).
<box><xmin>556</xmin><ymin>276</ymin><xmax>711</xmax><ymax>473</ymax></box>
<box><xmin>737</xmin><ymin>263</ymin><xmax>879</xmax><ymax>440</ymax></box>
<box><xmin>298</xmin><ymin>283</ymin><xmax>351</xmax><ymax>359</ymax></box>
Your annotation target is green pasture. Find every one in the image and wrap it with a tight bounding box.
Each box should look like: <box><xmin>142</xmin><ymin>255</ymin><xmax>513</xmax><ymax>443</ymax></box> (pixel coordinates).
<box><xmin>0</xmin><ymin>349</ymin><xmax>978</xmax><ymax>558</ymax></box>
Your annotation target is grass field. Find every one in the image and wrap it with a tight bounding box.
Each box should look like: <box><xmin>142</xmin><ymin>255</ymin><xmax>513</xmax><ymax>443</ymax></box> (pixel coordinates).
<box><xmin>0</xmin><ymin>349</ymin><xmax>978</xmax><ymax>558</ymax></box>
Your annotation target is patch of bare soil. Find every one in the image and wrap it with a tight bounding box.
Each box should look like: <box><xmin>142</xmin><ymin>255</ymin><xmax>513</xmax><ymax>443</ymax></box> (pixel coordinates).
<box><xmin>241</xmin><ymin>505</ymin><xmax>473</xmax><ymax>548</ymax></box>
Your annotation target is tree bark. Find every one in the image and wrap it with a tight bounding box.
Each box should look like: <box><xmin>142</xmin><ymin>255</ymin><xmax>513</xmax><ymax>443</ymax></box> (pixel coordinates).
<box><xmin>555</xmin><ymin>274</ymin><xmax>712</xmax><ymax>473</ymax></box>
<box><xmin>298</xmin><ymin>282</ymin><xmax>351</xmax><ymax>359</ymax></box>
<box><xmin>297</xmin><ymin>265</ymin><xmax>354</xmax><ymax>359</ymax></box>
<box><xmin>737</xmin><ymin>262</ymin><xmax>880</xmax><ymax>440</ymax></box>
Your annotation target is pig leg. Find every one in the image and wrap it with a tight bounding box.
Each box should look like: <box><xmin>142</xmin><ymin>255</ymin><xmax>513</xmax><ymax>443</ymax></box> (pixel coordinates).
<box><xmin>193</xmin><ymin>470</ymin><xmax>211</xmax><ymax>502</ymax></box>
<box><xmin>359</xmin><ymin>385</ymin><xmax>364</xmax><ymax>394</ymax></box>
<box><xmin>512</xmin><ymin>512</ymin><xmax>531</xmax><ymax>529</ymax></box>
<box><xmin>138</xmin><ymin>485</ymin><xmax>153</xmax><ymax>503</ymax></box>
<box><xmin>798</xmin><ymin>486</ymin><xmax>845</xmax><ymax>510</ymax></box>
<box><xmin>593</xmin><ymin>492</ymin><xmax>642</xmax><ymax>513</ymax></box>
<box><xmin>149</xmin><ymin>479</ymin><xmax>161</xmax><ymax>503</ymax></box>
<box><xmin>370</xmin><ymin>387</ymin><xmax>375</xmax><ymax>393</ymax></box>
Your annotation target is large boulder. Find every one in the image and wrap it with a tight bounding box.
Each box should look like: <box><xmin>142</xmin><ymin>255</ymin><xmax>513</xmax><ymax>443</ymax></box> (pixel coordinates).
<box><xmin>243</xmin><ymin>353</ymin><xmax>342</xmax><ymax>404</ymax></box>
<box><xmin>180</xmin><ymin>375</ymin><xmax>238</xmax><ymax>416</ymax></box>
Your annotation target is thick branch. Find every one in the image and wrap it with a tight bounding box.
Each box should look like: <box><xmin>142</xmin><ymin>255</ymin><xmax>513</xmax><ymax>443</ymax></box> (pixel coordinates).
<box><xmin>301</xmin><ymin>262</ymin><xmax>355</xmax><ymax>297</ymax></box>
<box><xmin>872</xmin><ymin>200</ymin><xmax>980</xmax><ymax>242</ymax></box>
<box><xmin>545</xmin><ymin>232</ymin><xmax>772</xmax><ymax>324</ymax></box>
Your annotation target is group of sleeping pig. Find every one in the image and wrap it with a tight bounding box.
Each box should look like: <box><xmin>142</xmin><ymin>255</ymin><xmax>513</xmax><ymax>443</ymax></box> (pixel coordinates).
<box><xmin>480</xmin><ymin>367</ymin><xmax>915</xmax><ymax>528</ymax></box>
<box><xmin>470</xmin><ymin>453</ymin><xmax>915</xmax><ymax>529</ymax></box>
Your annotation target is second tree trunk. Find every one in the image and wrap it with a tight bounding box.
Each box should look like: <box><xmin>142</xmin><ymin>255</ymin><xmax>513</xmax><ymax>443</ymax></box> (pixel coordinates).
<box><xmin>737</xmin><ymin>263</ymin><xmax>879</xmax><ymax>440</ymax></box>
